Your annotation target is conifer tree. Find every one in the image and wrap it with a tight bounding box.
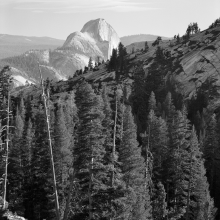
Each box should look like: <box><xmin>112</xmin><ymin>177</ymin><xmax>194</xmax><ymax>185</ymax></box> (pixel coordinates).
<box><xmin>8</xmin><ymin>108</ymin><xmax>25</xmax><ymax>214</ymax></box>
<box><xmin>101</xmin><ymin>85</ymin><xmax>127</xmax><ymax>219</ymax></box>
<box><xmin>152</xmin><ymin>182</ymin><xmax>168</xmax><ymax>220</ymax></box>
<box><xmin>109</xmin><ymin>48</ymin><xmax>118</xmax><ymax>71</ymax></box>
<box><xmin>145</xmin><ymin>41</ymin><xmax>149</xmax><ymax>52</ymax></box>
<box><xmin>19</xmin><ymin>97</ymin><xmax>26</xmax><ymax>121</ymax></box>
<box><xmin>118</xmin><ymin>42</ymin><xmax>127</xmax><ymax>73</ymax></box>
<box><xmin>101</xmin><ymin>85</ymin><xmax>113</xmax><ymax>173</ymax></box>
<box><xmin>31</xmin><ymin>105</ymin><xmax>54</xmax><ymax>220</ymax></box>
<box><xmin>186</xmin><ymin>127</ymin><xmax>216</xmax><ymax>220</ymax></box>
<box><xmin>142</xmin><ymin>109</ymin><xmax>168</xmax><ymax>192</ymax></box>
<box><xmin>88</xmin><ymin>57</ymin><xmax>93</xmax><ymax>70</ymax></box>
<box><xmin>54</xmin><ymin>105</ymin><xmax>72</xmax><ymax>219</ymax></box>
<box><xmin>119</xmin><ymin>106</ymin><xmax>152</xmax><ymax>219</ymax></box>
<box><xmin>167</xmin><ymin>111</ymin><xmax>191</xmax><ymax>219</ymax></box>
<box><xmin>203</xmin><ymin>114</ymin><xmax>218</xmax><ymax>195</ymax></box>
<box><xmin>74</xmin><ymin>81</ymin><xmax>111</xmax><ymax>219</ymax></box>
<box><xmin>0</xmin><ymin>66</ymin><xmax>11</xmax><ymax>107</ymax></box>
<box><xmin>148</xmin><ymin>91</ymin><xmax>157</xmax><ymax>113</ymax></box>
<box><xmin>21</xmin><ymin>119</ymin><xmax>34</xmax><ymax>220</ymax></box>
<box><xmin>131</xmin><ymin>66</ymin><xmax>148</xmax><ymax>134</ymax></box>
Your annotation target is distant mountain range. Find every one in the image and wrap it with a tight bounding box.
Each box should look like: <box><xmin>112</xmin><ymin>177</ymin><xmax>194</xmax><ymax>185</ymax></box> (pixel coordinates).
<box><xmin>0</xmin><ymin>33</ymin><xmax>170</xmax><ymax>60</ymax></box>
<box><xmin>120</xmin><ymin>34</ymin><xmax>170</xmax><ymax>46</ymax></box>
<box><xmin>0</xmin><ymin>20</ymin><xmax>171</xmax><ymax>87</ymax></box>
<box><xmin>0</xmin><ymin>34</ymin><xmax>65</xmax><ymax>59</ymax></box>
<box><xmin>0</xmin><ymin>18</ymin><xmax>121</xmax><ymax>86</ymax></box>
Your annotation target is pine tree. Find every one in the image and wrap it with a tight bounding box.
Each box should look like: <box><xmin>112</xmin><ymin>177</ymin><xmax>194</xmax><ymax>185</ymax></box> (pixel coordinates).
<box><xmin>131</xmin><ymin>66</ymin><xmax>148</xmax><ymax>134</ymax></box>
<box><xmin>0</xmin><ymin>66</ymin><xmax>11</xmax><ymax>108</ymax></box>
<box><xmin>119</xmin><ymin>106</ymin><xmax>152</xmax><ymax>219</ymax></box>
<box><xmin>148</xmin><ymin>91</ymin><xmax>157</xmax><ymax>113</ymax></box>
<box><xmin>145</xmin><ymin>41</ymin><xmax>149</xmax><ymax>52</ymax></box>
<box><xmin>109</xmin><ymin>48</ymin><xmax>118</xmax><ymax>71</ymax></box>
<box><xmin>21</xmin><ymin>119</ymin><xmax>34</xmax><ymax>219</ymax></box>
<box><xmin>185</xmin><ymin>127</ymin><xmax>216</xmax><ymax>220</ymax></box>
<box><xmin>8</xmin><ymin>108</ymin><xmax>25</xmax><ymax>214</ymax></box>
<box><xmin>54</xmin><ymin>105</ymin><xmax>72</xmax><ymax>219</ymax></box>
<box><xmin>101</xmin><ymin>85</ymin><xmax>113</xmax><ymax>175</ymax></box>
<box><xmin>31</xmin><ymin>105</ymin><xmax>55</xmax><ymax>220</ymax></box>
<box><xmin>88</xmin><ymin>57</ymin><xmax>93</xmax><ymax>70</ymax></box>
<box><xmin>152</xmin><ymin>182</ymin><xmax>168</xmax><ymax>220</ymax></box>
<box><xmin>101</xmin><ymin>85</ymin><xmax>127</xmax><ymax>219</ymax></box>
<box><xmin>74</xmin><ymin>81</ymin><xmax>111</xmax><ymax>219</ymax></box>
<box><xmin>163</xmin><ymin>92</ymin><xmax>176</xmax><ymax>133</ymax></box>
<box><xmin>19</xmin><ymin>97</ymin><xmax>26</xmax><ymax>121</ymax></box>
<box><xmin>118</xmin><ymin>42</ymin><xmax>127</xmax><ymax>73</ymax></box>
<box><xmin>167</xmin><ymin>110</ymin><xmax>191</xmax><ymax>219</ymax></box>
<box><xmin>203</xmin><ymin>114</ymin><xmax>218</xmax><ymax>195</ymax></box>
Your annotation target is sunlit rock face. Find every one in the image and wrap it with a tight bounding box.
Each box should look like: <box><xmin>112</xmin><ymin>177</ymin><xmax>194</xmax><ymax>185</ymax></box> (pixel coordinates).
<box><xmin>81</xmin><ymin>18</ymin><xmax>120</xmax><ymax>60</ymax></box>
<box><xmin>57</xmin><ymin>18</ymin><xmax>120</xmax><ymax>75</ymax></box>
<box><xmin>62</xmin><ymin>31</ymin><xmax>104</xmax><ymax>59</ymax></box>
<box><xmin>62</xmin><ymin>18</ymin><xmax>120</xmax><ymax>61</ymax></box>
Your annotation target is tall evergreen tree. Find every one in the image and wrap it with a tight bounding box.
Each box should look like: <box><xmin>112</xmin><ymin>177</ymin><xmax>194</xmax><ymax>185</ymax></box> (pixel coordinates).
<box><xmin>109</xmin><ymin>48</ymin><xmax>118</xmax><ymax>71</ymax></box>
<box><xmin>19</xmin><ymin>97</ymin><xmax>26</xmax><ymax>121</ymax></box>
<box><xmin>184</xmin><ymin>127</ymin><xmax>216</xmax><ymax>220</ymax></box>
<box><xmin>54</xmin><ymin>105</ymin><xmax>73</xmax><ymax>219</ymax></box>
<box><xmin>203</xmin><ymin>114</ymin><xmax>218</xmax><ymax>195</ymax></box>
<box><xmin>21</xmin><ymin>119</ymin><xmax>34</xmax><ymax>219</ymax></box>
<box><xmin>31</xmin><ymin>105</ymin><xmax>54</xmax><ymax>220</ymax></box>
<box><xmin>145</xmin><ymin>41</ymin><xmax>149</xmax><ymax>52</ymax></box>
<box><xmin>8</xmin><ymin>108</ymin><xmax>25</xmax><ymax>214</ymax></box>
<box><xmin>88</xmin><ymin>57</ymin><xmax>93</xmax><ymax>71</ymax></box>
<box><xmin>119</xmin><ymin>106</ymin><xmax>152</xmax><ymax>219</ymax></box>
<box><xmin>167</xmin><ymin>110</ymin><xmax>191</xmax><ymax>219</ymax></box>
<box><xmin>74</xmin><ymin>81</ymin><xmax>112</xmax><ymax>219</ymax></box>
<box><xmin>152</xmin><ymin>182</ymin><xmax>168</xmax><ymax>220</ymax></box>
<box><xmin>131</xmin><ymin>66</ymin><xmax>148</xmax><ymax>134</ymax></box>
<box><xmin>148</xmin><ymin>91</ymin><xmax>157</xmax><ymax>114</ymax></box>
<box><xmin>118</xmin><ymin>42</ymin><xmax>127</xmax><ymax>73</ymax></box>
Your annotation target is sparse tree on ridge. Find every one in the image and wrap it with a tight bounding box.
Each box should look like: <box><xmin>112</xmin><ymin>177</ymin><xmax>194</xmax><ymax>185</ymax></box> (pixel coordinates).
<box><xmin>88</xmin><ymin>57</ymin><xmax>93</xmax><ymax>70</ymax></box>
<box><xmin>145</xmin><ymin>41</ymin><xmax>149</xmax><ymax>52</ymax></box>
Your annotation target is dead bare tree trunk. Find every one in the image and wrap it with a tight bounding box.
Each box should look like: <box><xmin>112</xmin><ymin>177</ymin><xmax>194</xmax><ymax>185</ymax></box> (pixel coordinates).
<box><xmin>38</xmin><ymin>63</ymin><xmax>60</xmax><ymax>220</ymax></box>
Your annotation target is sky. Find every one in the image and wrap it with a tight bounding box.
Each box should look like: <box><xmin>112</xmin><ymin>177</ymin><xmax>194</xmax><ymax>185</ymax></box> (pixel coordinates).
<box><xmin>1</xmin><ymin>0</ymin><xmax>220</xmax><ymax>40</ymax></box>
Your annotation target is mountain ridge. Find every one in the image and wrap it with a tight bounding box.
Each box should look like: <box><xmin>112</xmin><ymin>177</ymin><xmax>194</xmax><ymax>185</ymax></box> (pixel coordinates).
<box><xmin>121</xmin><ymin>34</ymin><xmax>170</xmax><ymax>46</ymax></box>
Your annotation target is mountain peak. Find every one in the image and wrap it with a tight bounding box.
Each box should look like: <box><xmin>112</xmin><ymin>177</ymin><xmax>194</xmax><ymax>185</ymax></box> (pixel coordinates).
<box><xmin>62</xmin><ymin>18</ymin><xmax>120</xmax><ymax>60</ymax></box>
<box><xmin>81</xmin><ymin>18</ymin><xmax>119</xmax><ymax>43</ymax></box>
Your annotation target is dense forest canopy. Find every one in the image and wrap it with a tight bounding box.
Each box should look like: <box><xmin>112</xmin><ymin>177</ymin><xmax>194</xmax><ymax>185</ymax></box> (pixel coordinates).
<box><xmin>0</xmin><ymin>18</ymin><xmax>220</xmax><ymax>220</ymax></box>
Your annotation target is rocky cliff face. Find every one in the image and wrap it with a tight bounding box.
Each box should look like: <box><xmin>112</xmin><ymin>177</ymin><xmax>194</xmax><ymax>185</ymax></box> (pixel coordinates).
<box><xmin>50</xmin><ymin>18</ymin><xmax>120</xmax><ymax>76</ymax></box>
<box><xmin>164</xmin><ymin>27</ymin><xmax>220</xmax><ymax>100</ymax></box>
<box><xmin>81</xmin><ymin>18</ymin><xmax>120</xmax><ymax>60</ymax></box>
<box><xmin>62</xmin><ymin>18</ymin><xmax>120</xmax><ymax>61</ymax></box>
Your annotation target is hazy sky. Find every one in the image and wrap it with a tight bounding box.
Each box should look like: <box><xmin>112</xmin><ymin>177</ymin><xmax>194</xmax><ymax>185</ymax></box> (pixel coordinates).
<box><xmin>1</xmin><ymin>0</ymin><xmax>220</xmax><ymax>40</ymax></box>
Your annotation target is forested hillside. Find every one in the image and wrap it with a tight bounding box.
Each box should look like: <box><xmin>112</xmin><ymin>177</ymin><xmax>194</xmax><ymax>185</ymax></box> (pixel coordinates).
<box><xmin>0</xmin><ymin>18</ymin><xmax>220</xmax><ymax>220</ymax></box>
